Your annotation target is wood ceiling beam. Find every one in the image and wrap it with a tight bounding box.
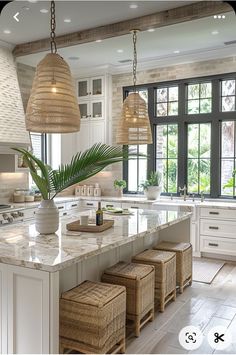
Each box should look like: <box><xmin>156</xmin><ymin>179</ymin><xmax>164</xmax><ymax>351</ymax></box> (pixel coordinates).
<box><xmin>13</xmin><ymin>1</ymin><xmax>232</xmax><ymax>57</ymax></box>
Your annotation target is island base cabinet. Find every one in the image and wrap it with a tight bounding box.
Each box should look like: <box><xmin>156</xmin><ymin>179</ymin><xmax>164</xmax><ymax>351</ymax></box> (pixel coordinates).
<box><xmin>0</xmin><ymin>264</ymin><xmax>59</xmax><ymax>355</ymax></box>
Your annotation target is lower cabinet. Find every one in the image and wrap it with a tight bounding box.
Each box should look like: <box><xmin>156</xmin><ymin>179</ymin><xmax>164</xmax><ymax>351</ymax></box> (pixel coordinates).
<box><xmin>0</xmin><ymin>264</ymin><xmax>59</xmax><ymax>354</ymax></box>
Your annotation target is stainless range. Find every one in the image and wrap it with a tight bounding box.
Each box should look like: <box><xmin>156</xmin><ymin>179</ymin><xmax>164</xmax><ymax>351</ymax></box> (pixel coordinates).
<box><xmin>0</xmin><ymin>204</ymin><xmax>25</xmax><ymax>225</ymax></box>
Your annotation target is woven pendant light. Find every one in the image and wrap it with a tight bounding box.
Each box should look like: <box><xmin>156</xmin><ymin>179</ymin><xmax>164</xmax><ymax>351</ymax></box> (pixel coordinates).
<box><xmin>26</xmin><ymin>1</ymin><xmax>80</xmax><ymax>133</ymax></box>
<box><xmin>116</xmin><ymin>30</ymin><xmax>152</xmax><ymax>145</ymax></box>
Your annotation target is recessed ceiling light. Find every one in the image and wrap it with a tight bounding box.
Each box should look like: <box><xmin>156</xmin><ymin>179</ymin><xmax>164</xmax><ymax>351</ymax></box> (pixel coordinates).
<box><xmin>28</xmin><ymin>0</ymin><xmax>38</xmax><ymax>3</ymax></box>
<box><xmin>68</xmin><ymin>56</ymin><xmax>80</xmax><ymax>61</ymax></box>
<box><xmin>96</xmin><ymin>39</ymin><xmax>102</xmax><ymax>43</ymax></box>
<box><xmin>129</xmin><ymin>4</ymin><xmax>138</xmax><ymax>9</ymax></box>
<box><xmin>22</xmin><ymin>6</ymin><xmax>30</xmax><ymax>10</ymax></box>
<box><xmin>64</xmin><ymin>18</ymin><xmax>71</xmax><ymax>23</ymax></box>
<box><xmin>174</xmin><ymin>50</ymin><xmax>180</xmax><ymax>54</ymax></box>
<box><xmin>117</xmin><ymin>49</ymin><xmax>124</xmax><ymax>53</ymax></box>
<box><xmin>40</xmin><ymin>9</ymin><xmax>49</xmax><ymax>13</ymax></box>
<box><xmin>3</xmin><ymin>29</ymin><xmax>11</xmax><ymax>34</ymax></box>
<box><xmin>147</xmin><ymin>28</ymin><xmax>155</xmax><ymax>32</ymax></box>
<box><xmin>212</xmin><ymin>30</ymin><xmax>219</xmax><ymax>35</ymax></box>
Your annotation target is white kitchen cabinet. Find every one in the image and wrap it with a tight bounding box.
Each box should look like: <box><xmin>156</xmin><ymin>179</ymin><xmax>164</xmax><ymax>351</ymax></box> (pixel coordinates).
<box><xmin>76</xmin><ymin>119</ymin><xmax>106</xmax><ymax>152</ymax></box>
<box><xmin>90</xmin><ymin>120</ymin><xmax>105</xmax><ymax>146</ymax></box>
<box><xmin>7</xmin><ymin>266</ymin><xmax>50</xmax><ymax>354</ymax></box>
<box><xmin>0</xmin><ymin>264</ymin><xmax>7</xmax><ymax>354</ymax></box>
<box><xmin>199</xmin><ymin>206</ymin><xmax>236</xmax><ymax>258</ymax></box>
<box><xmin>77</xmin><ymin>76</ymin><xmax>104</xmax><ymax>100</ymax></box>
<box><xmin>79</xmin><ymin>99</ymin><xmax>104</xmax><ymax>121</ymax></box>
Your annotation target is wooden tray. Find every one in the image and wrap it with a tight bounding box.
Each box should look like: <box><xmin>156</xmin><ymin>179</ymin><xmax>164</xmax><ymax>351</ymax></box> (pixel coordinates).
<box><xmin>66</xmin><ymin>219</ymin><xmax>114</xmax><ymax>233</ymax></box>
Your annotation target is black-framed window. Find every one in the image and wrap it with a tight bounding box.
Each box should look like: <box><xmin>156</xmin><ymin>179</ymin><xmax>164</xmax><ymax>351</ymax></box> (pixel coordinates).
<box><xmin>123</xmin><ymin>72</ymin><xmax>236</xmax><ymax>198</ymax></box>
<box><xmin>30</xmin><ymin>133</ymin><xmax>48</xmax><ymax>163</ymax></box>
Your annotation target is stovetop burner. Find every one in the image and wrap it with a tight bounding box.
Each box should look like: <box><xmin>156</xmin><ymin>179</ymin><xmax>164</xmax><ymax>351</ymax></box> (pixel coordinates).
<box><xmin>0</xmin><ymin>204</ymin><xmax>11</xmax><ymax>210</ymax></box>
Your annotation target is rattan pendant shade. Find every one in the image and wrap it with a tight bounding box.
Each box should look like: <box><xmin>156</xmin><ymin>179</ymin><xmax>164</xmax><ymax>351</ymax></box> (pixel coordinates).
<box><xmin>26</xmin><ymin>53</ymin><xmax>80</xmax><ymax>133</ymax></box>
<box><xmin>116</xmin><ymin>30</ymin><xmax>152</xmax><ymax>145</ymax></box>
<box><xmin>116</xmin><ymin>92</ymin><xmax>152</xmax><ymax>145</ymax></box>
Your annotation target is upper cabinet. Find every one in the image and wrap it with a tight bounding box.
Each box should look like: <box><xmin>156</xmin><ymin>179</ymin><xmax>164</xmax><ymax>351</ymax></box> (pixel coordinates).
<box><xmin>77</xmin><ymin>76</ymin><xmax>104</xmax><ymax>100</ymax></box>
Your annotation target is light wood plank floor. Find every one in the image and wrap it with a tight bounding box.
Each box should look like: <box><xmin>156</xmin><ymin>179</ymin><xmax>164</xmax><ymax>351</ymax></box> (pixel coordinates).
<box><xmin>126</xmin><ymin>260</ymin><xmax>236</xmax><ymax>354</ymax></box>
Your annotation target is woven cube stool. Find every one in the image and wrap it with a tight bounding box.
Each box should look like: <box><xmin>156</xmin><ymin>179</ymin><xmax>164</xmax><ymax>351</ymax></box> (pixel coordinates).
<box><xmin>59</xmin><ymin>280</ymin><xmax>126</xmax><ymax>354</ymax></box>
<box><xmin>154</xmin><ymin>242</ymin><xmax>192</xmax><ymax>294</ymax></box>
<box><xmin>102</xmin><ymin>261</ymin><xmax>155</xmax><ymax>337</ymax></box>
<box><xmin>132</xmin><ymin>249</ymin><xmax>176</xmax><ymax>312</ymax></box>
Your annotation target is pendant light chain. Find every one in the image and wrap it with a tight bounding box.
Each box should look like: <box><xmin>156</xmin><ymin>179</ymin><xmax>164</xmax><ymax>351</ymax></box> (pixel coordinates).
<box><xmin>50</xmin><ymin>0</ymin><xmax>57</xmax><ymax>54</ymax></box>
<box><xmin>132</xmin><ymin>30</ymin><xmax>137</xmax><ymax>93</ymax></box>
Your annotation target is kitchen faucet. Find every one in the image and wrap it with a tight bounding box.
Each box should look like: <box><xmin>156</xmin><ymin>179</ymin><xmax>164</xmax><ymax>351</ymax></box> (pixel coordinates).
<box><xmin>179</xmin><ymin>185</ymin><xmax>188</xmax><ymax>201</ymax></box>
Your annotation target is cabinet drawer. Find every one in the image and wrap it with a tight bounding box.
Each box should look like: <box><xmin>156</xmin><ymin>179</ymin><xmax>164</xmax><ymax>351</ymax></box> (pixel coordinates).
<box><xmin>66</xmin><ymin>201</ymin><xmax>79</xmax><ymax>210</ymax></box>
<box><xmin>101</xmin><ymin>201</ymin><xmax>121</xmax><ymax>209</ymax></box>
<box><xmin>200</xmin><ymin>235</ymin><xmax>236</xmax><ymax>256</ymax></box>
<box><xmin>81</xmin><ymin>200</ymin><xmax>97</xmax><ymax>209</ymax></box>
<box><xmin>200</xmin><ymin>219</ymin><xmax>236</xmax><ymax>238</ymax></box>
<box><xmin>200</xmin><ymin>207</ymin><xmax>236</xmax><ymax>220</ymax></box>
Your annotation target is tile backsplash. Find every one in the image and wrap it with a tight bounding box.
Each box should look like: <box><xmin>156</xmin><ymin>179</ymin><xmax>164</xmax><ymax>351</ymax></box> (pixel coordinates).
<box><xmin>0</xmin><ymin>173</ymin><xmax>29</xmax><ymax>203</ymax></box>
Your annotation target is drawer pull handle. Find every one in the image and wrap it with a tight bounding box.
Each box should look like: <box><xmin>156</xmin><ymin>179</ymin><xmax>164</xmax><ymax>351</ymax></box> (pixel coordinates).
<box><xmin>209</xmin><ymin>226</ymin><xmax>219</xmax><ymax>230</ymax></box>
<box><xmin>209</xmin><ymin>211</ymin><xmax>219</xmax><ymax>215</ymax></box>
<box><xmin>106</xmin><ymin>204</ymin><xmax>114</xmax><ymax>208</ymax></box>
<box><xmin>131</xmin><ymin>206</ymin><xmax>139</xmax><ymax>209</ymax></box>
<box><xmin>208</xmin><ymin>243</ymin><xmax>218</xmax><ymax>247</ymax></box>
<box><xmin>58</xmin><ymin>206</ymin><xmax>64</xmax><ymax>210</ymax></box>
<box><xmin>63</xmin><ymin>212</ymin><xmax>67</xmax><ymax>216</ymax></box>
<box><xmin>71</xmin><ymin>204</ymin><xmax>77</xmax><ymax>207</ymax></box>
<box><xmin>86</xmin><ymin>203</ymin><xmax>93</xmax><ymax>206</ymax></box>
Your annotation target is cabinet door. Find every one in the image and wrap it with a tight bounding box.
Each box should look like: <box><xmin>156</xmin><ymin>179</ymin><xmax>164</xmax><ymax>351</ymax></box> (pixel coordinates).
<box><xmin>77</xmin><ymin>121</ymin><xmax>90</xmax><ymax>151</ymax></box>
<box><xmin>79</xmin><ymin>102</ymin><xmax>90</xmax><ymax>120</ymax></box>
<box><xmin>7</xmin><ymin>266</ymin><xmax>50</xmax><ymax>354</ymax></box>
<box><xmin>77</xmin><ymin>78</ymin><xmax>90</xmax><ymax>99</ymax></box>
<box><xmin>0</xmin><ymin>264</ymin><xmax>7</xmax><ymax>354</ymax></box>
<box><xmin>91</xmin><ymin>77</ymin><xmax>104</xmax><ymax>98</ymax></box>
<box><xmin>91</xmin><ymin>100</ymin><xmax>104</xmax><ymax>120</ymax></box>
<box><xmin>90</xmin><ymin>120</ymin><xmax>105</xmax><ymax>146</ymax></box>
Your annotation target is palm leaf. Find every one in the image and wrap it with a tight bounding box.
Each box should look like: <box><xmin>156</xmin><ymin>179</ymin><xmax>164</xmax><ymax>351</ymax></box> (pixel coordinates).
<box><xmin>12</xmin><ymin>144</ymin><xmax>140</xmax><ymax>200</ymax></box>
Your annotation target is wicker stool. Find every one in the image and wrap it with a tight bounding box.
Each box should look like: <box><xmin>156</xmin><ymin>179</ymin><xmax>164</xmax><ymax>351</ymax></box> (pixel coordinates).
<box><xmin>102</xmin><ymin>261</ymin><xmax>155</xmax><ymax>337</ymax></box>
<box><xmin>59</xmin><ymin>280</ymin><xmax>126</xmax><ymax>354</ymax></box>
<box><xmin>132</xmin><ymin>249</ymin><xmax>176</xmax><ymax>312</ymax></box>
<box><xmin>154</xmin><ymin>242</ymin><xmax>192</xmax><ymax>294</ymax></box>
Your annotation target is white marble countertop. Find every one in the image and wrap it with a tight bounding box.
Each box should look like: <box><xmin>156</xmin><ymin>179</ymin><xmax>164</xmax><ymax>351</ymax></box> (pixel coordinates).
<box><xmin>0</xmin><ymin>209</ymin><xmax>191</xmax><ymax>272</ymax></box>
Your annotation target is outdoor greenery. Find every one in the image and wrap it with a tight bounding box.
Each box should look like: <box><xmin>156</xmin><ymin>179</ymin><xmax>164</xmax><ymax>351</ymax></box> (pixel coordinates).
<box><xmin>13</xmin><ymin>144</ymin><xmax>136</xmax><ymax>200</ymax></box>
<box><xmin>224</xmin><ymin>169</ymin><xmax>236</xmax><ymax>190</ymax></box>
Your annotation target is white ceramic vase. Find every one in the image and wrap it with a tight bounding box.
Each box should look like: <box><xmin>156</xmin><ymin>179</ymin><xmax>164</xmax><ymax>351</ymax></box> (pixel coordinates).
<box><xmin>144</xmin><ymin>186</ymin><xmax>161</xmax><ymax>200</ymax></box>
<box><xmin>35</xmin><ymin>199</ymin><xmax>59</xmax><ymax>234</ymax></box>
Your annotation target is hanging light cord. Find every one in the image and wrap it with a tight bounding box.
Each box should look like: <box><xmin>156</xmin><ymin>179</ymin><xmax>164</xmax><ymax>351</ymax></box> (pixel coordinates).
<box><xmin>132</xmin><ymin>30</ymin><xmax>137</xmax><ymax>93</ymax></box>
<box><xmin>50</xmin><ymin>0</ymin><xmax>57</xmax><ymax>54</ymax></box>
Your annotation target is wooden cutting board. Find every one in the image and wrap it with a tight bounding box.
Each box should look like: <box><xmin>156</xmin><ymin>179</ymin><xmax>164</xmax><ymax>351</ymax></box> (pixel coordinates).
<box><xmin>66</xmin><ymin>219</ymin><xmax>114</xmax><ymax>233</ymax></box>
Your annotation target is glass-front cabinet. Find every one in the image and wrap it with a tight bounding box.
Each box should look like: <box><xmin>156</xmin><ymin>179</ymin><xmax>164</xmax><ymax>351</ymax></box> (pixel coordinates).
<box><xmin>77</xmin><ymin>76</ymin><xmax>104</xmax><ymax>100</ymax></box>
<box><xmin>79</xmin><ymin>100</ymin><xmax>104</xmax><ymax>120</ymax></box>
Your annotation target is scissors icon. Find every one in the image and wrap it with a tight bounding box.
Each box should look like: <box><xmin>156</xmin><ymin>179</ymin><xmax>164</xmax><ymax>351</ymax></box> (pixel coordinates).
<box><xmin>214</xmin><ymin>332</ymin><xmax>225</xmax><ymax>343</ymax></box>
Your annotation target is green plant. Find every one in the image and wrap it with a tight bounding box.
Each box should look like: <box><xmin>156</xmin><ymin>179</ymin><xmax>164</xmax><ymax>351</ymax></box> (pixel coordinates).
<box><xmin>140</xmin><ymin>171</ymin><xmax>162</xmax><ymax>190</ymax></box>
<box><xmin>114</xmin><ymin>179</ymin><xmax>127</xmax><ymax>190</ymax></box>
<box><xmin>13</xmin><ymin>144</ymin><xmax>137</xmax><ymax>200</ymax></box>
<box><xmin>223</xmin><ymin>170</ymin><xmax>236</xmax><ymax>189</ymax></box>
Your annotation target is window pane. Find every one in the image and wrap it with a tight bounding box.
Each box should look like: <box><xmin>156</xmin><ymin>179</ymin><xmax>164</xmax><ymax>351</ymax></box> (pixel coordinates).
<box><xmin>188</xmin><ymin>124</ymin><xmax>199</xmax><ymax>158</ymax></box>
<box><xmin>138</xmin><ymin>145</ymin><xmax>148</xmax><ymax>189</ymax></box>
<box><xmin>156</xmin><ymin>124</ymin><xmax>178</xmax><ymax>193</ymax></box>
<box><xmin>222</xmin><ymin>80</ymin><xmax>235</xmax><ymax>96</ymax></box>
<box><xmin>168</xmin><ymin>101</ymin><xmax>178</xmax><ymax>116</ymax></box>
<box><xmin>221</xmin><ymin>159</ymin><xmax>234</xmax><ymax>196</ymax></box>
<box><xmin>200</xmin><ymin>159</ymin><xmax>211</xmax><ymax>193</ymax></box>
<box><xmin>157</xmin><ymin>103</ymin><xmax>167</xmax><ymax>116</ymax></box>
<box><xmin>157</xmin><ymin>88</ymin><xmax>167</xmax><ymax>102</ymax></box>
<box><xmin>200</xmin><ymin>123</ymin><xmax>211</xmax><ymax>158</ymax></box>
<box><xmin>169</xmin><ymin>87</ymin><xmax>178</xmax><ymax>101</ymax></box>
<box><xmin>139</xmin><ymin>90</ymin><xmax>148</xmax><ymax>103</ymax></box>
<box><xmin>188</xmin><ymin>84</ymin><xmax>199</xmax><ymax>99</ymax></box>
<box><xmin>222</xmin><ymin>121</ymin><xmax>235</xmax><ymax>158</ymax></box>
<box><xmin>200</xmin><ymin>83</ymin><xmax>212</xmax><ymax>98</ymax></box>
<box><xmin>187</xmin><ymin>123</ymin><xmax>211</xmax><ymax>194</ymax></box>
<box><xmin>128</xmin><ymin>145</ymin><xmax>137</xmax><ymax>192</ymax></box>
<box><xmin>31</xmin><ymin>133</ymin><xmax>43</xmax><ymax>160</ymax></box>
<box><xmin>222</xmin><ymin>96</ymin><xmax>235</xmax><ymax>112</ymax></box>
<box><xmin>200</xmin><ymin>98</ymin><xmax>211</xmax><ymax>113</ymax></box>
<box><xmin>188</xmin><ymin>100</ymin><xmax>199</xmax><ymax>114</ymax></box>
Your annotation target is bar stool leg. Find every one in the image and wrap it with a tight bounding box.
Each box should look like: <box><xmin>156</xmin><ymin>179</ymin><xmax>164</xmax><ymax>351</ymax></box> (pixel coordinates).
<box><xmin>173</xmin><ymin>290</ymin><xmax>177</xmax><ymax>301</ymax></box>
<box><xmin>121</xmin><ymin>339</ymin><xmax>126</xmax><ymax>354</ymax></box>
<box><xmin>59</xmin><ymin>343</ymin><xmax>64</xmax><ymax>354</ymax></box>
<box><xmin>179</xmin><ymin>285</ymin><xmax>184</xmax><ymax>294</ymax></box>
<box><xmin>135</xmin><ymin>316</ymin><xmax>140</xmax><ymax>337</ymax></box>
<box><xmin>150</xmin><ymin>307</ymin><xmax>155</xmax><ymax>321</ymax></box>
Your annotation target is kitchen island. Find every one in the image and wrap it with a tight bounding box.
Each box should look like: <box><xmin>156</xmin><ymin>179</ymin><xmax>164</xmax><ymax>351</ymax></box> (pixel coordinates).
<box><xmin>0</xmin><ymin>208</ymin><xmax>191</xmax><ymax>354</ymax></box>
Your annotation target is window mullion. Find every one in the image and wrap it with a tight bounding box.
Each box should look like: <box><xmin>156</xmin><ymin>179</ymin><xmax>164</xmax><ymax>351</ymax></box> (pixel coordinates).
<box><xmin>178</xmin><ymin>82</ymin><xmax>186</xmax><ymax>193</ymax></box>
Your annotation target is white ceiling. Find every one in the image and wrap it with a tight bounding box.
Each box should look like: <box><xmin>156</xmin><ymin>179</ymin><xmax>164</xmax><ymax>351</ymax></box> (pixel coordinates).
<box><xmin>0</xmin><ymin>0</ymin><xmax>235</xmax><ymax>74</ymax></box>
<box><xmin>16</xmin><ymin>10</ymin><xmax>236</xmax><ymax>75</ymax></box>
<box><xmin>0</xmin><ymin>0</ymin><xmax>194</xmax><ymax>44</ymax></box>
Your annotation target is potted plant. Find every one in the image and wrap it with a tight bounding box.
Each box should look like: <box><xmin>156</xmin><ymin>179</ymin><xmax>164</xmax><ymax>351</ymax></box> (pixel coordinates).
<box><xmin>13</xmin><ymin>144</ymin><xmax>136</xmax><ymax>235</ymax></box>
<box><xmin>114</xmin><ymin>179</ymin><xmax>127</xmax><ymax>198</ymax></box>
<box><xmin>140</xmin><ymin>171</ymin><xmax>162</xmax><ymax>200</ymax></box>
